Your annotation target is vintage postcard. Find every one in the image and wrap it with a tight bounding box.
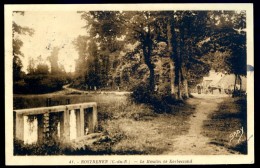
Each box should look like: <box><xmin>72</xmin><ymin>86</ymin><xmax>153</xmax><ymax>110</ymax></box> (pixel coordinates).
<box><xmin>5</xmin><ymin>4</ymin><xmax>254</xmax><ymax>165</ymax></box>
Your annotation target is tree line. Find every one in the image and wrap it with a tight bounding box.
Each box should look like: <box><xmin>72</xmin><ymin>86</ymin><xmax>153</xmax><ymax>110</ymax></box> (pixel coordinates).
<box><xmin>12</xmin><ymin>12</ymin><xmax>70</xmax><ymax>94</ymax></box>
<box><xmin>71</xmin><ymin>11</ymin><xmax>246</xmax><ymax>99</ymax></box>
<box><xmin>12</xmin><ymin>11</ymin><xmax>246</xmax><ymax>97</ymax></box>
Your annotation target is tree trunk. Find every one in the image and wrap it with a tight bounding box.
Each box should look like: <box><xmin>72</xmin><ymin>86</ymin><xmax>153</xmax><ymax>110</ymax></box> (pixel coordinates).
<box><xmin>238</xmin><ymin>75</ymin><xmax>242</xmax><ymax>91</ymax></box>
<box><xmin>183</xmin><ymin>78</ymin><xmax>189</xmax><ymax>98</ymax></box>
<box><xmin>169</xmin><ymin>61</ymin><xmax>175</xmax><ymax>95</ymax></box>
<box><xmin>178</xmin><ymin>70</ymin><xmax>183</xmax><ymax>100</ymax></box>
<box><xmin>238</xmin><ymin>75</ymin><xmax>242</xmax><ymax>96</ymax></box>
<box><xmin>142</xmin><ymin>43</ymin><xmax>154</xmax><ymax>91</ymax></box>
<box><xmin>147</xmin><ymin>24</ymin><xmax>155</xmax><ymax>91</ymax></box>
<box><xmin>148</xmin><ymin>63</ymin><xmax>155</xmax><ymax>91</ymax></box>
<box><xmin>181</xmin><ymin>66</ymin><xmax>189</xmax><ymax>98</ymax></box>
<box><xmin>233</xmin><ymin>74</ymin><xmax>237</xmax><ymax>97</ymax></box>
<box><xmin>233</xmin><ymin>74</ymin><xmax>237</xmax><ymax>91</ymax></box>
<box><xmin>167</xmin><ymin>16</ymin><xmax>176</xmax><ymax>96</ymax></box>
<box><xmin>181</xmin><ymin>24</ymin><xmax>189</xmax><ymax>99</ymax></box>
<box><xmin>175</xmin><ymin>44</ymin><xmax>182</xmax><ymax>100</ymax></box>
<box><xmin>177</xmin><ymin>23</ymin><xmax>183</xmax><ymax>100</ymax></box>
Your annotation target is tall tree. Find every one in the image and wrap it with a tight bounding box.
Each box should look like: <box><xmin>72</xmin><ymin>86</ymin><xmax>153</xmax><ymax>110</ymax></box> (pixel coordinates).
<box><xmin>179</xmin><ymin>11</ymin><xmax>211</xmax><ymax>98</ymax></box>
<box><xmin>12</xmin><ymin>14</ymin><xmax>34</xmax><ymax>81</ymax></box>
<box><xmin>201</xmin><ymin>11</ymin><xmax>246</xmax><ymax>94</ymax></box>
<box><xmin>85</xmin><ymin>40</ymin><xmax>101</xmax><ymax>88</ymax></box>
<box><xmin>80</xmin><ymin>11</ymin><xmax>125</xmax><ymax>88</ymax></box>
<box><xmin>123</xmin><ymin>11</ymin><xmax>159</xmax><ymax>91</ymax></box>
<box><xmin>47</xmin><ymin>47</ymin><xmax>60</xmax><ymax>74</ymax></box>
<box><xmin>73</xmin><ymin>35</ymin><xmax>89</xmax><ymax>79</ymax></box>
<box><xmin>166</xmin><ymin>13</ymin><xmax>177</xmax><ymax>96</ymax></box>
<box><xmin>27</xmin><ymin>57</ymin><xmax>36</xmax><ymax>75</ymax></box>
<box><xmin>34</xmin><ymin>55</ymin><xmax>49</xmax><ymax>75</ymax></box>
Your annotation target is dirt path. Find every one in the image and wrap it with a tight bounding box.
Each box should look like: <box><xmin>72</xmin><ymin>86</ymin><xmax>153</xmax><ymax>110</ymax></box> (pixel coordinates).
<box><xmin>164</xmin><ymin>93</ymin><xmax>239</xmax><ymax>155</ymax></box>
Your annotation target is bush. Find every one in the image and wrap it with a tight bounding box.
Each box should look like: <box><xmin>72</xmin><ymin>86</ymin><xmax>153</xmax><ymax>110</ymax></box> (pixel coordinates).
<box><xmin>13</xmin><ymin>138</ymin><xmax>114</xmax><ymax>155</ymax></box>
<box><xmin>14</xmin><ymin>139</ymin><xmax>65</xmax><ymax>155</ymax></box>
<box><xmin>130</xmin><ymin>83</ymin><xmax>172</xmax><ymax>113</ymax></box>
<box><xmin>130</xmin><ymin>83</ymin><xmax>153</xmax><ymax>104</ymax></box>
<box><xmin>232</xmin><ymin>90</ymin><xmax>246</xmax><ymax>97</ymax></box>
<box><xmin>13</xmin><ymin>80</ymin><xmax>28</xmax><ymax>94</ymax></box>
<box><xmin>14</xmin><ymin>74</ymin><xmax>67</xmax><ymax>94</ymax></box>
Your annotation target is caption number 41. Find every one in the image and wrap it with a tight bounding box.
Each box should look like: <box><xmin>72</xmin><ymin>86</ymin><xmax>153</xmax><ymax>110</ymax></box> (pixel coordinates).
<box><xmin>229</xmin><ymin>127</ymin><xmax>243</xmax><ymax>144</ymax></box>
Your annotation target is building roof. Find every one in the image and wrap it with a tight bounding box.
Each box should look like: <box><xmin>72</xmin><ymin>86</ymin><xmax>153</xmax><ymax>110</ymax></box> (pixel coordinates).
<box><xmin>203</xmin><ymin>70</ymin><xmax>223</xmax><ymax>87</ymax></box>
<box><xmin>216</xmin><ymin>74</ymin><xmax>246</xmax><ymax>91</ymax></box>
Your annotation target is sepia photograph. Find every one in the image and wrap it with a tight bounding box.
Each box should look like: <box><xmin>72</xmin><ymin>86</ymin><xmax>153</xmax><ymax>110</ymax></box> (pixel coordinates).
<box><xmin>5</xmin><ymin>4</ymin><xmax>254</xmax><ymax>165</ymax></box>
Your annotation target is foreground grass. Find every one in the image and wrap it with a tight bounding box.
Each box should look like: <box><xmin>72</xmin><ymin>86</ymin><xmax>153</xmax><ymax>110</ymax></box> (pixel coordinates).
<box><xmin>14</xmin><ymin>92</ymin><xmax>197</xmax><ymax>155</ymax></box>
<box><xmin>99</xmin><ymin>102</ymin><xmax>196</xmax><ymax>154</ymax></box>
<box><xmin>202</xmin><ymin>97</ymin><xmax>247</xmax><ymax>154</ymax></box>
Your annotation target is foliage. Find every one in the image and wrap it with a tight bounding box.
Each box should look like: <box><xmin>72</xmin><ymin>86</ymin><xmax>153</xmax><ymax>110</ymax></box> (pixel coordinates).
<box><xmin>73</xmin><ymin>11</ymin><xmax>126</xmax><ymax>89</ymax></box>
<box><xmin>72</xmin><ymin>35</ymin><xmax>89</xmax><ymax>79</ymax></box>
<box><xmin>130</xmin><ymin>82</ymin><xmax>177</xmax><ymax>113</ymax></box>
<box><xmin>202</xmin><ymin>11</ymin><xmax>247</xmax><ymax>76</ymax></box>
<box><xmin>12</xmin><ymin>20</ymin><xmax>34</xmax><ymax>81</ymax></box>
<box><xmin>34</xmin><ymin>63</ymin><xmax>49</xmax><ymax>75</ymax></box>
<box><xmin>123</xmin><ymin>11</ymin><xmax>159</xmax><ymax>91</ymax></box>
<box><xmin>14</xmin><ymin>139</ymin><xmax>64</xmax><ymax>155</ymax></box>
<box><xmin>14</xmin><ymin>45</ymin><xmax>70</xmax><ymax>94</ymax></box>
<box><xmin>14</xmin><ymin>74</ymin><xmax>67</xmax><ymax>94</ymax></box>
<box><xmin>47</xmin><ymin>47</ymin><xmax>61</xmax><ymax>74</ymax></box>
<box><xmin>14</xmin><ymin>138</ymin><xmax>114</xmax><ymax>155</ymax></box>
<box><xmin>14</xmin><ymin>11</ymin><xmax>247</xmax><ymax>98</ymax></box>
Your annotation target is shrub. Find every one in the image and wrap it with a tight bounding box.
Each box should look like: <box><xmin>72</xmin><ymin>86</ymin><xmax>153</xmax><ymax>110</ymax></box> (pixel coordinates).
<box><xmin>13</xmin><ymin>80</ymin><xmax>28</xmax><ymax>94</ymax></box>
<box><xmin>130</xmin><ymin>83</ymin><xmax>172</xmax><ymax>113</ymax></box>
<box><xmin>130</xmin><ymin>82</ymin><xmax>154</xmax><ymax>104</ymax></box>
<box><xmin>13</xmin><ymin>138</ymin><xmax>114</xmax><ymax>155</ymax></box>
<box><xmin>232</xmin><ymin>90</ymin><xmax>246</xmax><ymax>97</ymax></box>
<box><xmin>14</xmin><ymin>139</ymin><xmax>65</xmax><ymax>155</ymax></box>
<box><xmin>14</xmin><ymin>74</ymin><xmax>67</xmax><ymax>94</ymax></box>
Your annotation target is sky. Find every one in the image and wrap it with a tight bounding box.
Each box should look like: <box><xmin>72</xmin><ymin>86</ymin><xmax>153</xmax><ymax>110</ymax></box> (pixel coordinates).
<box><xmin>13</xmin><ymin>11</ymin><xmax>87</xmax><ymax>73</ymax></box>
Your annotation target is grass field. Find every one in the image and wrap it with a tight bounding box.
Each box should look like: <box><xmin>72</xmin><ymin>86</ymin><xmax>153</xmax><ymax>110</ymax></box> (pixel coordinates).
<box><xmin>13</xmin><ymin>92</ymin><xmax>198</xmax><ymax>155</ymax></box>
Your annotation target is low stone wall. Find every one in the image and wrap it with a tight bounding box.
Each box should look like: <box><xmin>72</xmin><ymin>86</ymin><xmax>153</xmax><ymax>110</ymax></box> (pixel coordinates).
<box><xmin>13</xmin><ymin>102</ymin><xmax>97</xmax><ymax>144</ymax></box>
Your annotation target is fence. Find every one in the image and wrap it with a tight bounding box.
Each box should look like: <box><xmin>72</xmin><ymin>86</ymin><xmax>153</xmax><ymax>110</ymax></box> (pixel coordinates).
<box><xmin>13</xmin><ymin>102</ymin><xmax>97</xmax><ymax>144</ymax></box>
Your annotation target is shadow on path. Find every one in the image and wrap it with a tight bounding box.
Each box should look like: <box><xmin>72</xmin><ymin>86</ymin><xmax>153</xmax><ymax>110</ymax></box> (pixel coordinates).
<box><xmin>163</xmin><ymin>93</ymin><xmax>239</xmax><ymax>155</ymax></box>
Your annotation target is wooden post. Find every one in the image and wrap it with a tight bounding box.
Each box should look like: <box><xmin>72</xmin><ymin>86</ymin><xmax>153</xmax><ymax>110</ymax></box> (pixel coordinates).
<box><xmin>15</xmin><ymin>113</ymin><xmax>24</xmax><ymax>141</ymax></box>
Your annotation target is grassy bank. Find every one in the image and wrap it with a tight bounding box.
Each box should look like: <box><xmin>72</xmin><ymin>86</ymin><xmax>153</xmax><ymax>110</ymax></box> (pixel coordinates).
<box><xmin>202</xmin><ymin>97</ymin><xmax>247</xmax><ymax>154</ymax></box>
<box><xmin>13</xmin><ymin>92</ymin><xmax>198</xmax><ymax>155</ymax></box>
<box><xmin>13</xmin><ymin>92</ymin><xmax>128</xmax><ymax>109</ymax></box>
